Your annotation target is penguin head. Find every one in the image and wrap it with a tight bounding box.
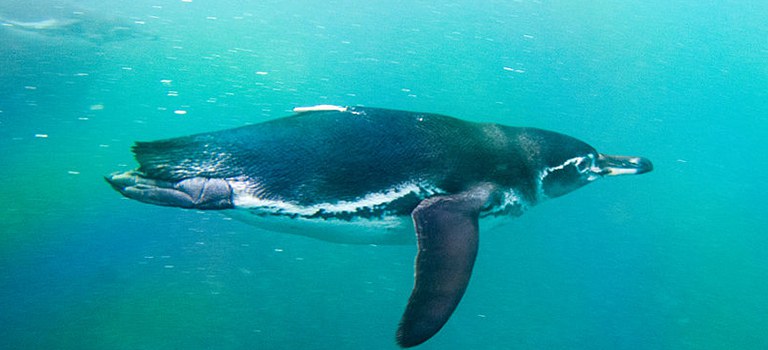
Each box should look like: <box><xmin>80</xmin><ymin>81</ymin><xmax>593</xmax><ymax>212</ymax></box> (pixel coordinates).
<box><xmin>538</xmin><ymin>149</ymin><xmax>601</xmax><ymax>199</ymax></box>
<box><xmin>533</xmin><ymin>131</ymin><xmax>653</xmax><ymax>200</ymax></box>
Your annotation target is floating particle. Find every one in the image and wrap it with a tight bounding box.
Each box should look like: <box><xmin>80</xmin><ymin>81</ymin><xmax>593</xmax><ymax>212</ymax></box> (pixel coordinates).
<box><xmin>502</xmin><ymin>67</ymin><xmax>525</xmax><ymax>73</ymax></box>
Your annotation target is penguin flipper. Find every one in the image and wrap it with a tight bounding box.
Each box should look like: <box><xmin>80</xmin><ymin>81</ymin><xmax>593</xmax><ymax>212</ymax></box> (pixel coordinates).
<box><xmin>396</xmin><ymin>185</ymin><xmax>494</xmax><ymax>347</ymax></box>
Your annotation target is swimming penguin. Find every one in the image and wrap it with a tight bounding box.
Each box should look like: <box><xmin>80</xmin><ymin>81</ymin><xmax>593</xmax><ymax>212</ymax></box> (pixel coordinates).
<box><xmin>106</xmin><ymin>105</ymin><xmax>652</xmax><ymax>347</ymax></box>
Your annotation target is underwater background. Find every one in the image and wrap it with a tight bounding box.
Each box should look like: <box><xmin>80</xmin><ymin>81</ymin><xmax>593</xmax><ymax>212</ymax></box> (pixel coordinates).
<box><xmin>1</xmin><ymin>0</ymin><xmax>766</xmax><ymax>349</ymax></box>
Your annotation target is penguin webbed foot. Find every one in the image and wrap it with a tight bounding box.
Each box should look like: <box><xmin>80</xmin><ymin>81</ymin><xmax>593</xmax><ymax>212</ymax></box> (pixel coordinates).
<box><xmin>105</xmin><ymin>171</ymin><xmax>234</xmax><ymax>209</ymax></box>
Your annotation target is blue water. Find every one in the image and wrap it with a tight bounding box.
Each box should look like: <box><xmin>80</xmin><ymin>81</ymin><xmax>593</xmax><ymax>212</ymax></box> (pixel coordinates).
<box><xmin>1</xmin><ymin>0</ymin><xmax>766</xmax><ymax>349</ymax></box>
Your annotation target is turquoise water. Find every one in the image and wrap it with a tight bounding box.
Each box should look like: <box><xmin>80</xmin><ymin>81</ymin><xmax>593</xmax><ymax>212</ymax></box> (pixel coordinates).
<box><xmin>1</xmin><ymin>0</ymin><xmax>766</xmax><ymax>349</ymax></box>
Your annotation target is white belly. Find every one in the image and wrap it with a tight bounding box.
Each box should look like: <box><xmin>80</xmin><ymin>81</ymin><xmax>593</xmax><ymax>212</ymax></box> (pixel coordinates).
<box><xmin>225</xmin><ymin>210</ymin><xmax>415</xmax><ymax>245</ymax></box>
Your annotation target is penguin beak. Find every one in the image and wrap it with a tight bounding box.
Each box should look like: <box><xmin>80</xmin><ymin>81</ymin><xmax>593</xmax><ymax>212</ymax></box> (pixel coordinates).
<box><xmin>596</xmin><ymin>154</ymin><xmax>653</xmax><ymax>176</ymax></box>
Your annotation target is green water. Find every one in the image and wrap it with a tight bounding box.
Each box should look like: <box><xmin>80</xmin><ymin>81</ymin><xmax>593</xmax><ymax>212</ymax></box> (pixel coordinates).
<box><xmin>1</xmin><ymin>0</ymin><xmax>766</xmax><ymax>349</ymax></box>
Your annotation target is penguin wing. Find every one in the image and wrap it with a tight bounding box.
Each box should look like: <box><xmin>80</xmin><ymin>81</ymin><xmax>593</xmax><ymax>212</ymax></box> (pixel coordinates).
<box><xmin>396</xmin><ymin>184</ymin><xmax>494</xmax><ymax>347</ymax></box>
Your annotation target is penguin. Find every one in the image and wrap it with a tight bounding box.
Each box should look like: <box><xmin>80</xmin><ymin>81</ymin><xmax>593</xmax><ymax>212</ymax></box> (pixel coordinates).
<box><xmin>106</xmin><ymin>105</ymin><xmax>653</xmax><ymax>347</ymax></box>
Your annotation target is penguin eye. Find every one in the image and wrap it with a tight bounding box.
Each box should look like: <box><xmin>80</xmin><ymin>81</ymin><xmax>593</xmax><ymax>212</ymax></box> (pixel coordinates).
<box><xmin>574</xmin><ymin>154</ymin><xmax>596</xmax><ymax>174</ymax></box>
